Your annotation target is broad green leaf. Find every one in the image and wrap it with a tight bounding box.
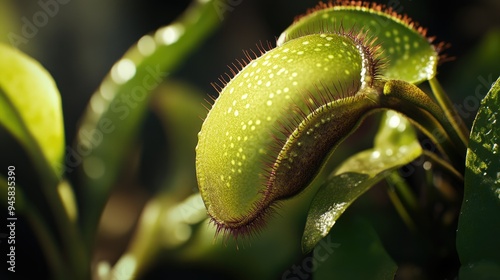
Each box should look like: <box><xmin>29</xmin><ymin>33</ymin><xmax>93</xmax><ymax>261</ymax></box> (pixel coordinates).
<box><xmin>313</xmin><ymin>217</ymin><xmax>397</xmax><ymax>280</ymax></box>
<box><xmin>75</xmin><ymin>0</ymin><xmax>221</xmax><ymax>246</ymax></box>
<box><xmin>278</xmin><ymin>3</ymin><xmax>438</xmax><ymax>84</ymax></box>
<box><xmin>302</xmin><ymin>110</ymin><xmax>422</xmax><ymax>252</ymax></box>
<box><xmin>459</xmin><ymin>261</ymin><xmax>500</xmax><ymax>280</ymax></box>
<box><xmin>0</xmin><ymin>43</ymin><xmax>64</xmax><ymax>176</ymax></box>
<box><xmin>457</xmin><ymin>76</ymin><xmax>500</xmax><ymax>273</ymax></box>
<box><xmin>0</xmin><ymin>46</ymin><xmax>70</xmax><ymax>251</ymax></box>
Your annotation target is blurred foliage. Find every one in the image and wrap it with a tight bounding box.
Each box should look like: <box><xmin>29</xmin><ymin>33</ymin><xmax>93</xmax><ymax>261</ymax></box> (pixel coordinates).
<box><xmin>0</xmin><ymin>44</ymin><xmax>64</xmax><ymax>177</ymax></box>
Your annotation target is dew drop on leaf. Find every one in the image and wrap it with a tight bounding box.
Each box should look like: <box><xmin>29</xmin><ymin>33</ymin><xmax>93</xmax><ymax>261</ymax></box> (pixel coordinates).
<box><xmin>492</xmin><ymin>143</ymin><xmax>499</xmax><ymax>154</ymax></box>
<box><xmin>315</xmin><ymin>203</ymin><xmax>347</xmax><ymax>236</ymax></box>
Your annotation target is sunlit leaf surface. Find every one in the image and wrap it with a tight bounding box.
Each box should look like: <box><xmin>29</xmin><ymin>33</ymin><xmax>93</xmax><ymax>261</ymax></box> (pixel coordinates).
<box><xmin>457</xmin><ymin>76</ymin><xmax>500</xmax><ymax>276</ymax></box>
<box><xmin>0</xmin><ymin>43</ymin><xmax>64</xmax><ymax>176</ymax></box>
<box><xmin>302</xmin><ymin>110</ymin><xmax>422</xmax><ymax>252</ymax></box>
<box><xmin>279</xmin><ymin>4</ymin><xmax>438</xmax><ymax>83</ymax></box>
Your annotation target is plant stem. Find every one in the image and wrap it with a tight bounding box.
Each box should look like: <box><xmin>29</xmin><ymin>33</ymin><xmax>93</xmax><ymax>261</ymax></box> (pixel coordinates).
<box><xmin>26</xmin><ymin>147</ymin><xmax>89</xmax><ymax>279</ymax></box>
<box><xmin>422</xmin><ymin>150</ymin><xmax>463</xmax><ymax>181</ymax></box>
<box><xmin>26</xmin><ymin>204</ymin><xmax>70</xmax><ymax>280</ymax></box>
<box><xmin>387</xmin><ymin>186</ymin><xmax>417</xmax><ymax>233</ymax></box>
<box><xmin>422</xmin><ymin>151</ymin><xmax>462</xmax><ymax>204</ymax></box>
<box><xmin>1</xmin><ymin>176</ymin><xmax>70</xmax><ymax>280</ymax></box>
<box><xmin>385</xmin><ymin>171</ymin><xmax>421</xmax><ymax>233</ymax></box>
<box><xmin>382</xmin><ymin>80</ymin><xmax>468</xmax><ymax>166</ymax></box>
<box><xmin>428</xmin><ymin>77</ymin><xmax>470</xmax><ymax>146</ymax></box>
<box><xmin>16</xmin><ymin>119</ymin><xmax>88</xmax><ymax>278</ymax></box>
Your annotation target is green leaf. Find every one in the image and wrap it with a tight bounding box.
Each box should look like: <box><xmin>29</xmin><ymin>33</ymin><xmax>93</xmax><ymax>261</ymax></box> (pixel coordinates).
<box><xmin>75</xmin><ymin>0</ymin><xmax>222</xmax><ymax>246</ymax></box>
<box><xmin>313</xmin><ymin>217</ymin><xmax>397</xmax><ymax>280</ymax></box>
<box><xmin>0</xmin><ymin>43</ymin><xmax>65</xmax><ymax>176</ymax></box>
<box><xmin>457</xmin><ymin>76</ymin><xmax>500</xmax><ymax>272</ymax></box>
<box><xmin>302</xmin><ymin>110</ymin><xmax>422</xmax><ymax>252</ymax></box>
<box><xmin>460</xmin><ymin>261</ymin><xmax>500</xmax><ymax>280</ymax></box>
<box><xmin>278</xmin><ymin>3</ymin><xmax>438</xmax><ymax>84</ymax></box>
<box><xmin>0</xmin><ymin>44</ymin><xmax>87</xmax><ymax>279</ymax></box>
<box><xmin>196</xmin><ymin>31</ymin><xmax>384</xmax><ymax>231</ymax></box>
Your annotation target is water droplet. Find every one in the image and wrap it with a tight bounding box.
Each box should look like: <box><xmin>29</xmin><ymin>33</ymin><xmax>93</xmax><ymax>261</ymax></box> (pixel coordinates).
<box><xmin>339</xmin><ymin>174</ymin><xmax>349</xmax><ymax>179</ymax></box>
<box><xmin>155</xmin><ymin>24</ymin><xmax>184</xmax><ymax>45</ymax></box>
<box><xmin>90</xmin><ymin>94</ymin><xmax>106</xmax><ymax>114</ymax></box>
<box><xmin>423</xmin><ymin>161</ymin><xmax>432</xmax><ymax>170</ymax></box>
<box><xmin>111</xmin><ymin>59</ymin><xmax>136</xmax><ymax>84</ymax></box>
<box><xmin>137</xmin><ymin>35</ymin><xmax>156</xmax><ymax>56</ymax></box>
<box><xmin>315</xmin><ymin>203</ymin><xmax>347</xmax><ymax>236</ymax></box>
<box><xmin>99</xmin><ymin>80</ymin><xmax>117</xmax><ymax>101</ymax></box>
